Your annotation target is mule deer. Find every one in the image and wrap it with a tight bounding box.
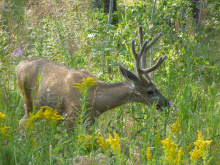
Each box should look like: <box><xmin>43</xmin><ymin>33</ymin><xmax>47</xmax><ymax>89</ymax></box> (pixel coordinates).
<box><xmin>17</xmin><ymin>26</ymin><xmax>168</xmax><ymax>128</ymax></box>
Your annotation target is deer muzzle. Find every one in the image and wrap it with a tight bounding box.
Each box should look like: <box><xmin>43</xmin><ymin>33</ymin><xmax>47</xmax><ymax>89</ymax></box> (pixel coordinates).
<box><xmin>156</xmin><ymin>99</ymin><xmax>169</xmax><ymax>111</ymax></box>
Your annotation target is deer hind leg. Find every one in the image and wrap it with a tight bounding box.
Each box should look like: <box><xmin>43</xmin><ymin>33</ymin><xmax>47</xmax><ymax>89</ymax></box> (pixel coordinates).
<box><xmin>17</xmin><ymin>71</ymin><xmax>36</xmax><ymax>125</ymax></box>
<box><xmin>19</xmin><ymin>89</ymin><xmax>33</xmax><ymax>125</ymax></box>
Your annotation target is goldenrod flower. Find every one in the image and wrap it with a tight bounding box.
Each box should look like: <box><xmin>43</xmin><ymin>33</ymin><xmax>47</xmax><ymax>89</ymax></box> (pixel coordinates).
<box><xmin>175</xmin><ymin>147</ymin><xmax>184</xmax><ymax>164</ymax></box>
<box><xmin>33</xmin><ymin>108</ymin><xmax>44</xmax><ymax>119</ymax></box>
<box><xmin>41</xmin><ymin>106</ymin><xmax>63</xmax><ymax>123</ymax></box>
<box><xmin>189</xmin><ymin>130</ymin><xmax>212</xmax><ymax>162</ymax></box>
<box><xmin>161</xmin><ymin>133</ymin><xmax>177</xmax><ymax>162</ymax></box>
<box><xmin>73</xmin><ymin>77</ymin><xmax>98</xmax><ymax>92</ymax></box>
<box><xmin>0</xmin><ymin>125</ymin><xmax>12</xmax><ymax>137</ymax></box>
<box><xmin>0</xmin><ymin>112</ymin><xmax>6</xmax><ymax>121</ymax></box>
<box><xmin>77</xmin><ymin>133</ymin><xmax>95</xmax><ymax>148</ymax></box>
<box><xmin>95</xmin><ymin>132</ymin><xmax>121</xmax><ymax>153</ymax></box>
<box><xmin>95</xmin><ymin>133</ymin><xmax>109</xmax><ymax>150</ymax></box>
<box><xmin>107</xmin><ymin>132</ymin><xmax>121</xmax><ymax>153</ymax></box>
<box><xmin>146</xmin><ymin>147</ymin><xmax>152</xmax><ymax>160</ymax></box>
<box><xmin>170</xmin><ymin>118</ymin><xmax>181</xmax><ymax>134</ymax></box>
<box><xmin>194</xmin><ymin>130</ymin><xmax>212</xmax><ymax>152</ymax></box>
<box><xmin>27</xmin><ymin>106</ymin><xmax>63</xmax><ymax>126</ymax></box>
<box><xmin>190</xmin><ymin>146</ymin><xmax>202</xmax><ymax>161</ymax></box>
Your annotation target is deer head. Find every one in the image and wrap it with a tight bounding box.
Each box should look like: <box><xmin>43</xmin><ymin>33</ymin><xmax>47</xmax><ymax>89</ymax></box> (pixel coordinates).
<box><xmin>118</xmin><ymin>26</ymin><xmax>168</xmax><ymax>111</ymax></box>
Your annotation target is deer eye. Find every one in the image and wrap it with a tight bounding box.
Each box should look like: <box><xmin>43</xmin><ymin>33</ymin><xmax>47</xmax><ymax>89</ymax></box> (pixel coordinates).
<box><xmin>147</xmin><ymin>90</ymin><xmax>154</xmax><ymax>95</ymax></box>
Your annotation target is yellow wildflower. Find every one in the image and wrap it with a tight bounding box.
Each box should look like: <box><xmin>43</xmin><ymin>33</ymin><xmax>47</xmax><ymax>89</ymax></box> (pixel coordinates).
<box><xmin>77</xmin><ymin>133</ymin><xmax>95</xmax><ymax>148</ymax></box>
<box><xmin>95</xmin><ymin>133</ymin><xmax>109</xmax><ymax>150</ymax></box>
<box><xmin>73</xmin><ymin>77</ymin><xmax>98</xmax><ymax>92</ymax></box>
<box><xmin>146</xmin><ymin>147</ymin><xmax>152</xmax><ymax>160</ymax></box>
<box><xmin>0</xmin><ymin>112</ymin><xmax>6</xmax><ymax>121</ymax></box>
<box><xmin>41</xmin><ymin>106</ymin><xmax>63</xmax><ymax>123</ymax></box>
<box><xmin>0</xmin><ymin>125</ymin><xmax>12</xmax><ymax>137</ymax></box>
<box><xmin>189</xmin><ymin>130</ymin><xmax>212</xmax><ymax>162</ymax></box>
<box><xmin>161</xmin><ymin>133</ymin><xmax>177</xmax><ymax>162</ymax></box>
<box><xmin>175</xmin><ymin>147</ymin><xmax>184</xmax><ymax>164</ymax></box>
<box><xmin>190</xmin><ymin>146</ymin><xmax>202</xmax><ymax>161</ymax></box>
<box><xmin>27</xmin><ymin>106</ymin><xmax>63</xmax><ymax>126</ymax></box>
<box><xmin>107</xmin><ymin>132</ymin><xmax>121</xmax><ymax>153</ymax></box>
<box><xmin>170</xmin><ymin>118</ymin><xmax>181</xmax><ymax>134</ymax></box>
<box><xmin>194</xmin><ymin>130</ymin><xmax>212</xmax><ymax>152</ymax></box>
<box><xmin>33</xmin><ymin>108</ymin><xmax>44</xmax><ymax>119</ymax></box>
<box><xmin>95</xmin><ymin>132</ymin><xmax>121</xmax><ymax>153</ymax></box>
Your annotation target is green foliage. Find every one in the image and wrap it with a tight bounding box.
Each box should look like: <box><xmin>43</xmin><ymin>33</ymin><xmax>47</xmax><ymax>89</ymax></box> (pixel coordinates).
<box><xmin>0</xmin><ymin>0</ymin><xmax>219</xmax><ymax>164</ymax></box>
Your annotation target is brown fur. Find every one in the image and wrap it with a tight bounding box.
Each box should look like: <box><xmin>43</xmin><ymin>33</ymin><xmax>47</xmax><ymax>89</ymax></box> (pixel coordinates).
<box><xmin>17</xmin><ymin>57</ymin><xmax>98</xmax><ymax>127</ymax></box>
<box><xmin>17</xmin><ymin>57</ymin><xmax>168</xmax><ymax>129</ymax></box>
<box><xmin>17</xmin><ymin>27</ymin><xmax>169</xmax><ymax>129</ymax></box>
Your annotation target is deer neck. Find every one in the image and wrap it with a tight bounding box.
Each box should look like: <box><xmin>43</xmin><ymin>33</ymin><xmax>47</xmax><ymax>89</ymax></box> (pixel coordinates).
<box><xmin>90</xmin><ymin>81</ymin><xmax>135</xmax><ymax>114</ymax></box>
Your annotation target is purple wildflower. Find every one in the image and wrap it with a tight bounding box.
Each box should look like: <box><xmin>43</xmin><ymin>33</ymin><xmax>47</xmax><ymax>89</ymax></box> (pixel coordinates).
<box><xmin>17</xmin><ymin>48</ymin><xmax>23</xmax><ymax>56</ymax></box>
<box><xmin>57</xmin><ymin>13</ymin><xmax>62</xmax><ymax>17</ymax></box>
<box><xmin>39</xmin><ymin>35</ymin><xmax>42</xmax><ymax>38</ymax></box>
<box><xmin>169</xmin><ymin>101</ymin><xmax>174</xmax><ymax>106</ymax></box>
<box><xmin>13</xmin><ymin>48</ymin><xmax>23</xmax><ymax>57</ymax></box>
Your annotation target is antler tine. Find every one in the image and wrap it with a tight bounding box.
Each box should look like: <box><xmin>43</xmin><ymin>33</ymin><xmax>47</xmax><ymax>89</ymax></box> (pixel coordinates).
<box><xmin>139</xmin><ymin>26</ymin><xmax>147</xmax><ymax>70</ymax></box>
<box><xmin>132</xmin><ymin>39</ymin><xmax>142</xmax><ymax>75</ymax></box>
<box><xmin>139</xmin><ymin>26</ymin><xmax>143</xmax><ymax>47</ymax></box>
<box><xmin>132</xmin><ymin>28</ymin><xmax>165</xmax><ymax>78</ymax></box>
<box><xmin>140</xmin><ymin>55</ymin><xmax>167</xmax><ymax>74</ymax></box>
<box><xmin>132</xmin><ymin>39</ymin><xmax>149</xmax><ymax>74</ymax></box>
<box><xmin>131</xmin><ymin>40</ymin><xmax>139</xmax><ymax>60</ymax></box>
<box><xmin>140</xmin><ymin>33</ymin><xmax>162</xmax><ymax>56</ymax></box>
<box><xmin>138</xmin><ymin>40</ymin><xmax>148</xmax><ymax>58</ymax></box>
<box><xmin>137</xmin><ymin>32</ymin><xmax>163</xmax><ymax>76</ymax></box>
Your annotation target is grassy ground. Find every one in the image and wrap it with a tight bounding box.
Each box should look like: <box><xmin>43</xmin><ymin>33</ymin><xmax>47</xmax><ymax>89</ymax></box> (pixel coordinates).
<box><xmin>0</xmin><ymin>0</ymin><xmax>219</xmax><ymax>164</ymax></box>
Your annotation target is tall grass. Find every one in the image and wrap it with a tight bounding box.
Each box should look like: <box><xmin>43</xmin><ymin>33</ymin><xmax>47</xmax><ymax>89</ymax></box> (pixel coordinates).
<box><xmin>0</xmin><ymin>0</ymin><xmax>219</xmax><ymax>164</ymax></box>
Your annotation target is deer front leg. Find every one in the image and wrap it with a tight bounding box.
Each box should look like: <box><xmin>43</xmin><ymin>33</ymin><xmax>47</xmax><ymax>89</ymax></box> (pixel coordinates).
<box><xmin>83</xmin><ymin>109</ymin><xmax>101</xmax><ymax>129</ymax></box>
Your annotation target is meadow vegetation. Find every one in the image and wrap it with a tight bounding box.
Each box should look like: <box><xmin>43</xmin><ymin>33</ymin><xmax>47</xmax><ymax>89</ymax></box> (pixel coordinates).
<box><xmin>0</xmin><ymin>0</ymin><xmax>219</xmax><ymax>164</ymax></box>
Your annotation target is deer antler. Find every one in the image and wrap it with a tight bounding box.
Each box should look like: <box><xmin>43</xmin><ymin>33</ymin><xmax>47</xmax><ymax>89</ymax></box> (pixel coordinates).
<box><xmin>132</xmin><ymin>26</ymin><xmax>167</xmax><ymax>82</ymax></box>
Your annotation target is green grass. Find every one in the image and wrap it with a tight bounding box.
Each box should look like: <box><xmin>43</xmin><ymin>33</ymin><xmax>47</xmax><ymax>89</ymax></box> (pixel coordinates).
<box><xmin>0</xmin><ymin>0</ymin><xmax>219</xmax><ymax>164</ymax></box>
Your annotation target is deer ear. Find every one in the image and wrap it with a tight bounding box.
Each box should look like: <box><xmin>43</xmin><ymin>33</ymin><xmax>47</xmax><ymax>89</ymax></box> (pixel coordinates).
<box><xmin>118</xmin><ymin>64</ymin><xmax>142</xmax><ymax>84</ymax></box>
